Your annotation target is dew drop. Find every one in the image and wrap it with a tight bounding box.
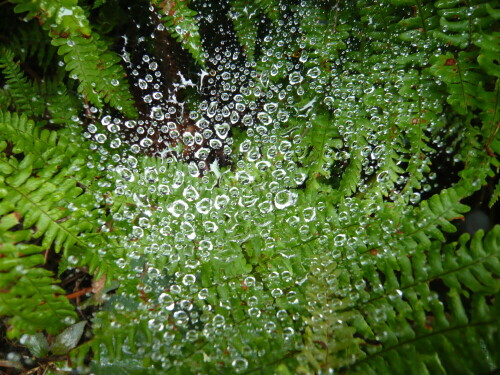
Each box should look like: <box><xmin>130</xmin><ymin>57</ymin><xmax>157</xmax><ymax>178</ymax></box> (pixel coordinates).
<box><xmin>274</xmin><ymin>190</ymin><xmax>298</xmax><ymax>209</ymax></box>
<box><xmin>289</xmin><ymin>71</ymin><xmax>303</xmax><ymax>85</ymax></box>
<box><xmin>232</xmin><ymin>358</ymin><xmax>248</xmax><ymax>373</ymax></box>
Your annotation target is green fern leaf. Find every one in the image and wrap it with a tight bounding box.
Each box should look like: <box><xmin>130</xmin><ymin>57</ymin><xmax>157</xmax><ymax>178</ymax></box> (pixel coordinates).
<box><xmin>433</xmin><ymin>2</ymin><xmax>494</xmax><ymax>50</ymax></box>
<box><xmin>7</xmin><ymin>21</ymin><xmax>57</xmax><ymax>74</ymax></box>
<box><xmin>43</xmin><ymin>78</ymin><xmax>81</xmax><ymax>126</ymax></box>
<box><xmin>0</xmin><ymin>213</ymin><xmax>77</xmax><ymax>339</ymax></box>
<box><xmin>230</xmin><ymin>0</ymin><xmax>259</xmax><ymax>60</ymax></box>
<box><xmin>0</xmin><ymin>112</ymin><xmax>101</xmax><ymax>252</ymax></box>
<box><xmin>0</xmin><ymin>48</ymin><xmax>45</xmax><ymax>116</ymax></box>
<box><xmin>151</xmin><ymin>0</ymin><xmax>205</xmax><ymax>67</ymax></box>
<box><xmin>476</xmin><ymin>32</ymin><xmax>500</xmax><ymax>78</ymax></box>
<box><xmin>489</xmin><ymin>180</ymin><xmax>500</xmax><ymax>208</ymax></box>
<box><xmin>303</xmin><ymin>224</ymin><xmax>500</xmax><ymax>374</ymax></box>
<box><xmin>9</xmin><ymin>0</ymin><xmax>137</xmax><ymax>117</ymax></box>
<box><xmin>255</xmin><ymin>0</ymin><xmax>280</xmax><ymax>21</ymax></box>
<box><xmin>430</xmin><ymin>52</ymin><xmax>482</xmax><ymax>115</ymax></box>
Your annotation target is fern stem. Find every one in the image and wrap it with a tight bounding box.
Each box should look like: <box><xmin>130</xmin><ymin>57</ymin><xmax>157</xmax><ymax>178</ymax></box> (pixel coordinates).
<box><xmin>414</xmin><ymin>0</ymin><xmax>427</xmax><ymax>38</ymax></box>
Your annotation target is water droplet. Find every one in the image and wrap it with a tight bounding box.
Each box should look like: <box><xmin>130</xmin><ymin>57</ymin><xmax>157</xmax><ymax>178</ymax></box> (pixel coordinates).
<box><xmin>95</xmin><ymin>133</ymin><xmax>107</xmax><ymax>143</ymax></box>
<box><xmin>196</xmin><ymin>198</ymin><xmax>212</xmax><ymax>214</ymax></box>
<box><xmin>138</xmin><ymin>79</ymin><xmax>147</xmax><ymax>89</ymax></box>
<box><xmin>214</xmin><ymin>123</ymin><xmax>230</xmax><ymax>139</ymax></box>
<box><xmin>124</xmin><ymin>120</ymin><xmax>136</xmax><ymax>128</ymax></box>
<box><xmin>183</xmin><ymin>186</ymin><xmax>200</xmax><ymax>201</ymax></box>
<box><xmin>209</xmin><ymin>139</ymin><xmax>223</xmax><ymax>149</ymax></box>
<box><xmin>207</xmin><ymin>102</ymin><xmax>217</xmax><ymax>118</ymax></box>
<box><xmin>173</xmin><ymin>311</ymin><xmax>189</xmax><ymax>326</ymax></box>
<box><xmin>209</xmin><ymin>315</ymin><xmax>224</xmax><ymax>329</ymax></box>
<box><xmin>306</xmin><ymin>67</ymin><xmax>321</xmax><ymax>78</ymax></box>
<box><xmin>264</xmin><ymin>103</ymin><xmax>278</xmax><ymax>113</ymax></box>
<box><xmin>257</xmin><ymin>112</ymin><xmax>272</xmax><ymax>125</ymax></box>
<box><xmin>182</xmin><ymin>274</ymin><xmax>196</xmax><ymax>286</ymax></box>
<box><xmin>248</xmin><ymin>307</ymin><xmax>261</xmax><ymax>318</ymax></box>
<box><xmin>168</xmin><ymin>200</ymin><xmax>188</xmax><ymax>217</ymax></box>
<box><xmin>334</xmin><ymin>234</ymin><xmax>346</xmax><ymax>246</ymax></box>
<box><xmin>289</xmin><ymin>71</ymin><xmax>303</xmax><ymax>85</ymax></box>
<box><xmin>152</xmin><ymin>92</ymin><xmax>163</xmax><ymax>100</ymax></box>
<box><xmin>274</xmin><ymin>190</ymin><xmax>298</xmax><ymax>209</ymax></box>
<box><xmin>232</xmin><ymin>358</ymin><xmax>248</xmax><ymax>373</ymax></box>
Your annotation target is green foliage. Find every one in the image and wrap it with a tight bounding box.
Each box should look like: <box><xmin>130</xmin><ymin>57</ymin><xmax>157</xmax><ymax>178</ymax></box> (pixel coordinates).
<box><xmin>0</xmin><ymin>211</ymin><xmax>76</xmax><ymax>339</ymax></box>
<box><xmin>0</xmin><ymin>110</ymin><xmax>104</xmax><ymax>339</ymax></box>
<box><xmin>230</xmin><ymin>0</ymin><xmax>259</xmax><ymax>60</ymax></box>
<box><xmin>151</xmin><ymin>0</ymin><xmax>205</xmax><ymax>66</ymax></box>
<box><xmin>303</xmin><ymin>206</ymin><xmax>500</xmax><ymax>374</ymax></box>
<box><xmin>0</xmin><ymin>49</ymin><xmax>46</xmax><ymax>116</ymax></box>
<box><xmin>0</xmin><ymin>48</ymin><xmax>81</xmax><ymax>126</ymax></box>
<box><xmin>9</xmin><ymin>0</ymin><xmax>137</xmax><ymax>117</ymax></box>
<box><xmin>1</xmin><ymin>0</ymin><xmax>499</xmax><ymax>374</ymax></box>
<box><xmin>0</xmin><ymin>111</ymin><xmax>102</xmax><ymax>252</ymax></box>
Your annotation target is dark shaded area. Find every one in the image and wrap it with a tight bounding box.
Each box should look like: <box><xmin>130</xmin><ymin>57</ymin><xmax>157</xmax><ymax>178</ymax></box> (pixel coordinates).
<box><xmin>0</xmin><ymin>3</ymin><xmax>59</xmax><ymax>80</ymax></box>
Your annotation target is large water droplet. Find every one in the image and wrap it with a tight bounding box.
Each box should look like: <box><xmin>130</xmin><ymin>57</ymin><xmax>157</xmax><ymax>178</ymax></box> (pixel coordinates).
<box><xmin>289</xmin><ymin>71</ymin><xmax>303</xmax><ymax>85</ymax></box>
<box><xmin>274</xmin><ymin>190</ymin><xmax>298</xmax><ymax>209</ymax></box>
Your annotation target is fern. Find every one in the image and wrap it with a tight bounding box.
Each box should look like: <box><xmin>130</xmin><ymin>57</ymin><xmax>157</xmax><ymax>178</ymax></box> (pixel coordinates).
<box><xmin>302</xmin><ymin>222</ymin><xmax>500</xmax><ymax>374</ymax></box>
<box><xmin>0</xmin><ymin>212</ymin><xmax>77</xmax><ymax>339</ymax></box>
<box><xmin>0</xmin><ymin>49</ymin><xmax>46</xmax><ymax>117</ymax></box>
<box><xmin>254</xmin><ymin>0</ymin><xmax>280</xmax><ymax>22</ymax></box>
<box><xmin>44</xmin><ymin>78</ymin><xmax>81</xmax><ymax>125</ymax></box>
<box><xmin>0</xmin><ymin>48</ymin><xmax>81</xmax><ymax>126</ymax></box>
<box><xmin>1</xmin><ymin>0</ymin><xmax>500</xmax><ymax>373</ymax></box>
<box><xmin>433</xmin><ymin>0</ymin><xmax>494</xmax><ymax>50</ymax></box>
<box><xmin>230</xmin><ymin>0</ymin><xmax>259</xmax><ymax>60</ymax></box>
<box><xmin>354</xmin><ymin>226</ymin><xmax>499</xmax><ymax>374</ymax></box>
<box><xmin>9</xmin><ymin>0</ymin><xmax>137</xmax><ymax>117</ymax></box>
<box><xmin>490</xmin><ymin>180</ymin><xmax>500</xmax><ymax>207</ymax></box>
<box><xmin>151</xmin><ymin>0</ymin><xmax>205</xmax><ymax>67</ymax></box>
<box><xmin>7</xmin><ymin>21</ymin><xmax>57</xmax><ymax>74</ymax></box>
<box><xmin>0</xmin><ymin>111</ymin><xmax>100</xmax><ymax>252</ymax></box>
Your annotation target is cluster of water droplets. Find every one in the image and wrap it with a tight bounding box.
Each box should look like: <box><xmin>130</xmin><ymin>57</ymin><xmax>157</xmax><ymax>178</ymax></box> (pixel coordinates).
<box><xmin>82</xmin><ymin>2</ymin><xmax>445</xmax><ymax>373</ymax></box>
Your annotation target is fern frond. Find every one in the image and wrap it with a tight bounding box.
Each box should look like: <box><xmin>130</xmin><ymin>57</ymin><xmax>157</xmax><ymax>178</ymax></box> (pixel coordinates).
<box><xmin>490</xmin><ymin>180</ymin><xmax>500</xmax><ymax>208</ymax></box>
<box><xmin>255</xmin><ymin>0</ymin><xmax>280</xmax><ymax>21</ymax></box>
<box><xmin>0</xmin><ymin>212</ymin><xmax>77</xmax><ymax>339</ymax></box>
<box><xmin>0</xmin><ymin>110</ymin><xmax>129</xmax><ymax>295</ymax></box>
<box><xmin>295</xmin><ymin>109</ymin><xmax>342</xmax><ymax>182</ymax></box>
<box><xmin>476</xmin><ymin>31</ymin><xmax>500</xmax><ymax>78</ymax></box>
<box><xmin>433</xmin><ymin>0</ymin><xmax>494</xmax><ymax>50</ymax></box>
<box><xmin>9</xmin><ymin>0</ymin><xmax>137</xmax><ymax>117</ymax></box>
<box><xmin>7</xmin><ymin>21</ymin><xmax>57</xmax><ymax>74</ymax></box>
<box><xmin>352</xmin><ymin>226</ymin><xmax>500</xmax><ymax>374</ymax></box>
<box><xmin>92</xmin><ymin>0</ymin><xmax>108</xmax><ymax>9</ymax></box>
<box><xmin>43</xmin><ymin>78</ymin><xmax>81</xmax><ymax>126</ymax></box>
<box><xmin>151</xmin><ymin>0</ymin><xmax>205</xmax><ymax>67</ymax></box>
<box><xmin>1</xmin><ymin>0</ymin><xmax>499</xmax><ymax>373</ymax></box>
<box><xmin>299</xmin><ymin>5</ymin><xmax>350</xmax><ymax>65</ymax></box>
<box><xmin>399</xmin><ymin>188</ymin><xmax>469</xmax><ymax>249</ymax></box>
<box><xmin>52</xmin><ymin>33</ymin><xmax>136</xmax><ymax>117</ymax></box>
<box><xmin>0</xmin><ymin>111</ymin><xmax>100</xmax><ymax>252</ymax></box>
<box><xmin>0</xmin><ymin>48</ymin><xmax>45</xmax><ymax>116</ymax></box>
<box><xmin>430</xmin><ymin>51</ymin><xmax>485</xmax><ymax>115</ymax></box>
<box><xmin>302</xmin><ymin>224</ymin><xmax>500</xmax><ymax>374</ymax></box>
<box><xmin>0</xmin><ymin>88</ymin><xmax>11</xmax><ymax>110</ymax></box>
<box><xmin>230</xmin><ymin>0</ymin><xmax>259</xmax><ymax>60</ymax></box>
<box><xmin>475</xmin><ymin>32</ymin><xmax>500</xmax><ymax>152</ymax></box>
